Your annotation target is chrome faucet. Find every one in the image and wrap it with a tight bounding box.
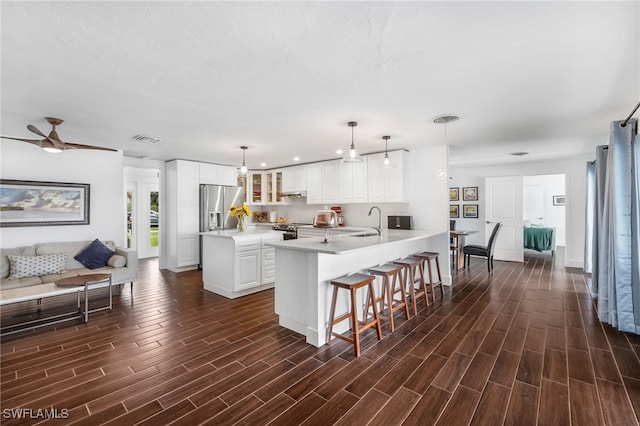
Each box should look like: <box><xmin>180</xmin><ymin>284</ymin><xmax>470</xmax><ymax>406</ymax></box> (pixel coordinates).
<box><xmin>368</xmin><ymin>206</ymin><xmax>382</xmax><ymax>236</ymax></box>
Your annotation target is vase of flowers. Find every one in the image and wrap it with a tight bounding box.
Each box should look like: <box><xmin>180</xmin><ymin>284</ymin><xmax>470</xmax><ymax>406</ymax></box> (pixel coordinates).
<box><xmin>230</xmin><ymin>204</ymin><xmax>251</xmax><ymax>232</ymax></box>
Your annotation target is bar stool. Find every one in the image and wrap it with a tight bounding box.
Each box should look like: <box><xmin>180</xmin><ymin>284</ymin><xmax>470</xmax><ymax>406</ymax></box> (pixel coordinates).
<box><xmin>413</xmin><ymin>251</ymin><xmax>444</xmax><ymax>303</ymax></box>
<box><xmin>393</xmin><ymin>257</ymin><xmax>428</xmax><ymax>315</ymax></box>
<box><xmin>366</xmin><ymin>263</ymin><xmax>410</xmax><ymax>332</ymax></box>
<box><xmin>327</xmin><ymin>273</ymin><xmax>383</xmax><ymax>357</ymax></box>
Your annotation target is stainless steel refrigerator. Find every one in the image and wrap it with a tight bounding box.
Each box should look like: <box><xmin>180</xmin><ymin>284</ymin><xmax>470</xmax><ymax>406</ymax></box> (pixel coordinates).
<box><xmin>199</xmin><ymin>184</ymin><xmax>245</xmax><ymax>267</ymax></box>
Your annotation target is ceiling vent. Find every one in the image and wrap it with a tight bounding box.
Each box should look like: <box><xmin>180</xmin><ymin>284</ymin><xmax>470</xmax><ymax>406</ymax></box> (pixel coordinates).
<box><xmin>132</xmin><ymin>135</ymin><xmax>161</xmax><ymax>144</ymax></box>
<box><xmin>432</xmin><ymin>114</ymin><xmax>461</xmax><ymax>124</ymax></box>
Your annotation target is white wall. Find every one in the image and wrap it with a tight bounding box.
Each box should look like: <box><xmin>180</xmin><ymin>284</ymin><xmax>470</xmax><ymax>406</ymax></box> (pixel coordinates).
<box><xmin>406</xmin><ymin>145</ymin><xmax>449</xmax><ymax>232</ymax></box>
<box><xmin>0</xmin><ymin>141</ymin><xmax>124</xmax><ymax>247</ymax></box>
<box><xmin>450</xmin><ymin>154</ymin><xmax>592</xmax><ymax>268</ymax></box>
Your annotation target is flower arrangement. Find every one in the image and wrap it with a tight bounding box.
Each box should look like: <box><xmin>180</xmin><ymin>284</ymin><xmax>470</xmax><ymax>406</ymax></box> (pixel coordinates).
<box><xmin>229</xmin><ymin>204</ymin><xmax>251</xmax><ymax>232</ymax></box>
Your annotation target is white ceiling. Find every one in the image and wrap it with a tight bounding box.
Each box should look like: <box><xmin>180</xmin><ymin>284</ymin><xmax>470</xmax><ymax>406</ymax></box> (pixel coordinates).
<box><xmin>1</xmin><ymin>1</ymin><xmax>638</xmax><ymax>169</ymax></box>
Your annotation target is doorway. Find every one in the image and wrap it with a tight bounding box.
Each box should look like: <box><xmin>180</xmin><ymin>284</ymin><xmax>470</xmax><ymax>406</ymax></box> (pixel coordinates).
<box><xmin>484</xmin><ymin>173</ymin><xmax>566</xmax><ymax>263</ymax></box>
<box><xmin>125</xmin><ymin>167</ymin><xmax>161</xmax><ymax>259</ymax></box>
<box><xmin>523</xmin><ymin>173</ymin><xmax>566</xmax><ymax>246</ymax></box>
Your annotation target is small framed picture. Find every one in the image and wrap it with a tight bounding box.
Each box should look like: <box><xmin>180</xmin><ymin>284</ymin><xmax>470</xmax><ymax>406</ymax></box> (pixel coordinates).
<box><xmin>463</xmin><ymin>186</ymin><xmax>478</xmax><ymax>201</ymax></box>
<box><xmin>553</xmin><ymin>195</ymin><xmax>566</xmax><ymax>206</ymax></box>
<box><xmin>450</xmin><ymin>205</ymin><xmax>459</xmax><ymax>218</ymax></box>
<box><xmin>449</xmin><ymin>187</ymin><xmax>459</xmax><ymax>201</ymax></box>
<box><xmin>463</xmin><ymin>204</ymin><xmax>478</xmax><ymax>218</ymax></box>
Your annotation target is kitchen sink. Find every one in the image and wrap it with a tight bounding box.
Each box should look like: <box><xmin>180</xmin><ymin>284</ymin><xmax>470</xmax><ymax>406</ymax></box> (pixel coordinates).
<box><xmin>348</xmin><ymin>232</ymin><xmax>379</xmax><ymax>237</ymax></box>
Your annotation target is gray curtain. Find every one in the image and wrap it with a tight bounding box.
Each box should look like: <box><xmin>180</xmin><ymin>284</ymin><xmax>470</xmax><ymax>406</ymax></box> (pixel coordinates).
<box><xmin>595</xmin><ymin>118</ymin><xmax>639</xmax><ymax>334</ymax></box>
<box><xmin>584</xmin><ymin>161</ymin><xmax>595</xmax><ymax>274</ymax></box>
<box><xmin>591</xmin><ymin>146</ymin><xmax>609</xmax><ymax>295</ymax></box>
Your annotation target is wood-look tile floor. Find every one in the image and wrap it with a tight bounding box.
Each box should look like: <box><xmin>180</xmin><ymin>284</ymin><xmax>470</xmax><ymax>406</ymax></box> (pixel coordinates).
<box><xmin>2</xmin><ymin>250</ymin><xmax>639</xmax><ymax>425</ymax></box>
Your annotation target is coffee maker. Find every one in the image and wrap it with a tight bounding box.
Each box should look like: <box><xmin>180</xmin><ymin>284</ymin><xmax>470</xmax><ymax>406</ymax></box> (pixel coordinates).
<box><xmin>330</xmin><ymin>206</ymin><xmax>345</xmax><ymax>227</ymax></box>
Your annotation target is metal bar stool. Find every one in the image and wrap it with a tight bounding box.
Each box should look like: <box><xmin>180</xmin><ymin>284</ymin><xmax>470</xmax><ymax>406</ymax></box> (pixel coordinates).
<box><xmin>414</xmin><ymin>251</ymin><xmax>444</xmax><ymax>303</ymax></box>
<box><xmin>327</xmin><ymin>273</ymin><xmax>383</xmax><ymax>357</ymax></box>
<box><xmin>393</xmin><ymin>257</ymin><xmax>428</xmax><ymax>316</ymax></box>
<box><xmin>366</xmin><ymin>263</ymin><xmax>410</xmax><ymax>332</ymax></box>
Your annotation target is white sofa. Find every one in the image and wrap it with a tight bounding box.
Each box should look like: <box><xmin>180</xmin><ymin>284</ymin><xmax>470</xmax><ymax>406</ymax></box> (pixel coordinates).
<box><xmin>0</xmin><ymin>240</ymin><xmax>137</xmax><ymax>304</ymax></box>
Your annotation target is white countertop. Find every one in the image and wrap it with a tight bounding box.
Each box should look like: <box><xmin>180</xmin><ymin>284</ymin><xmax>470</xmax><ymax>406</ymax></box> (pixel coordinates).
<box><xmin>266</xmin><ymin>228</ymin><xmax>446</xmax><ymax>254</ymax></box>
<box><xmin>200</xmin><ymin>229</ymin><xmax>283</xmax><ymax>238</ymax></box>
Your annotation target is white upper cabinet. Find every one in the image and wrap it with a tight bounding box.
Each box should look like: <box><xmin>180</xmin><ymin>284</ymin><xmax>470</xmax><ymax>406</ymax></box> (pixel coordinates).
<box><xmin>367</xmin><ymin>150</ymin><xmax>407</xmax><ymax>202</ymax></box>
<box><xmin>306</xmin><ymin>163</ymin><xmax>322</xmax><ymax>204</ymax></box>
<box><xmin>219</xmin><ymin>166</ymin><xmax>238</xmax><ymax>186</ymax></box>
<box><xmin>340</xmin><ymin>157</ymin><xmax>368</xmax><ymax>203</ymax></box>
<box><xmin>266</xmin><ymin>169</ymin><xmax>284</xmax><ymax>204</ymax></box>
<box><xmin>199</xmin><ymin>163</ymin><xmax>219</xmax><ymax>185</ymax></box>
<box><xmin>249</xmin><ymin>171</ymin><xmax>265</xmax><ymax>205</ymax></box>
<box><xmin>199</xmin><ymin>163</ymin><xmax>237</xmax><ymax>186</ymax></box>
<box><xmin>177</xmin><ymin>160</ymin><xmax>200</xmax><ymax>206</ymax></box>
<box><xmin>238</xmin><ymin>171</ymin><xmax>265</xmax><ymax>205</ymax></box>
<box><xmin>282</xmin><ymin>165</ymin><xmax>307</xmax><ymax>193</ymax></box>
<box><xmin>321</xmin><ymin>160</ymin><xmax>340</xmax><ymax>204</ymax></box>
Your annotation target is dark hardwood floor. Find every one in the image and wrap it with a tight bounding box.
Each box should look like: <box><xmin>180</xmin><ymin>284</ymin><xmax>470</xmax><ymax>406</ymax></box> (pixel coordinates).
<box><xmin>2</xmin><ymin>250</ymin><xmax>639</xmax><ymax>425</ymax></box>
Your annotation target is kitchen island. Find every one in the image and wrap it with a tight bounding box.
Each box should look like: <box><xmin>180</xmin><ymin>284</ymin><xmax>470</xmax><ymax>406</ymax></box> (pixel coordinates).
<box><xmin>200</xmin><ymin>229</ymin><xmax>284</xmax><ymax>298</ymax></box>
<box><xmin>267</xmin><ymin>229</ymin><xmax>449</xmax><ymax>347</ymax></box>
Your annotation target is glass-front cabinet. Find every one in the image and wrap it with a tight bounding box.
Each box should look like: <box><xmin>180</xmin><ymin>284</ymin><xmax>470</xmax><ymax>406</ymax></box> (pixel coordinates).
<box><xmin>266</xmin><ymin>170</ymin><xmax>283</xmax><ymax>204</ymax></box>
<box><xmin>250</xmin><ymin>172</ymin><xmax>264</xmax><ymax>204</ymax></box>
<box><xmin>238</xmin><ymin>171</ymin><xmax>265</xmax><ymax>205</ymax></box>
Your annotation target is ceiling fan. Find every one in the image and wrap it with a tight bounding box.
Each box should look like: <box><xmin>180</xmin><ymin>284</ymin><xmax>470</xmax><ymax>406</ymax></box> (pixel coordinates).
<box><xmin>0</xmin><ymin>117</ymin><xmax>117</xmax><ymax>153</ymax></box>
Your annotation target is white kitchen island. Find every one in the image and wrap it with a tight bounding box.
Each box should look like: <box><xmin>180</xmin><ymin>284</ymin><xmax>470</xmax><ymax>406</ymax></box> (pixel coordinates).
<box><xmin>267</xmin><ymin>229</ymin><xmax>449</xmax><ymax>347</ymax></box>
<box><xmin>200</xmin><ymin>229</ymin><xmax>284</xmax><ymax>299</ymax></box>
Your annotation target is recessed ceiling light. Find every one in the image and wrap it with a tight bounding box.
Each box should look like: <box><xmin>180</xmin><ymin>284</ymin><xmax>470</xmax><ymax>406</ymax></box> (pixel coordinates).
<box><xmin>510</xmin><ymin>152</ymin><xmax>529</xmax><ymax>156</ymax></box>
<box><xmin>432</xmin><ymin>114</ymin><xmax>462</xmax><ymax>124</ymax></box>
<box><xmin>336</xmin><ymin>149</ymin><xmax>343</xmax><ymax>155</ymax></box>
<box><xmin>260</xmin><ymin>162</ymin><xmax>267</xmax><ymax>167</ymax></box>
<box><xmin>293</xmin><ymin>156</ymin><xmax>300</xmax><ymax>162</ymax></box>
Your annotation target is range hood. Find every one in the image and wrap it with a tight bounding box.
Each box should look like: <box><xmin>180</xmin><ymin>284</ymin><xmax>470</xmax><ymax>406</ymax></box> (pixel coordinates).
<box><xmin>281</xmin><ymin>191</ymin><xmax>307</xmax><ymax>198</ymax></box>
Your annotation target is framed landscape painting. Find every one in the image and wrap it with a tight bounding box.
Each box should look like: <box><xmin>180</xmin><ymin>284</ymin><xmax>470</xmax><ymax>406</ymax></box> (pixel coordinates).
<box><xmin>463</xmin><ymin>204</ymin><xmax>478</xmax><ymax>218</ymax></box>
<box><xmin>449</xmin><ymin>187</ymin><xmax>459</xmax><ymax>201</ymax></box>
<box><xmin>0</xmin><ymin>179</ymin><xmax>90</xmax><ymax>227</ymax></box>
<box><xmin>450</xmin><ymin>204</ymin><xmax>459</xmax><ymax>218</ymax></box>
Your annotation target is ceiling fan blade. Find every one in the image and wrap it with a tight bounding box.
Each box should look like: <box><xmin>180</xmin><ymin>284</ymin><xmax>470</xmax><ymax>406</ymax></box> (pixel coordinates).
<box><xmin>0</xmin><ymin>135</ymin><xmax>43</xmax><ymax>145</ymax></box>
<box><xmin>27</xmin><ymin>124</ymin><xmax>48</xmax><ymax>138</ymax></box>
<box><xmin>62</xmin><ymin>142</ymin><xmax>118</xmax><ymax>152</ymax></box>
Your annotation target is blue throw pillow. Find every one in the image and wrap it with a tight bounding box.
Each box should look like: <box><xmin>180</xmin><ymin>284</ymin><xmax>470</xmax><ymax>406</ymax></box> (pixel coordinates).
<box><xmin>74</xmin><ymin>239</ymin><xmax>115</xmax><ymax>270</ymax></box>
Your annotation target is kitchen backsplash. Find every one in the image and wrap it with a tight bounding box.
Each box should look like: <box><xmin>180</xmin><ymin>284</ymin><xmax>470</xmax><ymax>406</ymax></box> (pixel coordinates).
<box><xmin>248</xmin><ymin>199</ymin><xmax>410</xmax><ymax>228</ymax></box>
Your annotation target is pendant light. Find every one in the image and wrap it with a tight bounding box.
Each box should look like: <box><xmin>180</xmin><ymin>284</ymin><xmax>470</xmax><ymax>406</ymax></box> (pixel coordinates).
<box><xmin>239</xmin><ymin>146</ymin><xmax>248</xmax><ymax>174</ymax></box>
<box><xmin>342</xmin><ymin>121</ymin><xmax>363</xmax><ymax>163</ymax></box>
<box><xmin>382</xmin><ymin>135</ymin><xmax>391</xmax><ymax>167</ymax></box>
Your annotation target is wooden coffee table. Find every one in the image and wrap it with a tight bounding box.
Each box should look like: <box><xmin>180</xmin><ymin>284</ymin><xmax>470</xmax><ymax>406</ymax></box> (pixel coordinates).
<box><xmin>55</xmin><ymin>273</ymin><xmax>112</xmax><ymax>323</ymax></box>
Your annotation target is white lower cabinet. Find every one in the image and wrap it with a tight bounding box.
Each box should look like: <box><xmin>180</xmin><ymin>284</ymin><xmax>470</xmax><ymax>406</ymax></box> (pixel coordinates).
<box><xmin>177</xmin><ymin>234</ymin><xmax>199</xmax><ymax>267</ymax></box>
<box><xmin>202</xmin><ymin>232</ymin><xmax>283</xmax><ymax>298</ymax></box>
<box><xmin>234</xmin><ymin>239</ymin><xmax>261</xmax><ymax>291</ymax></box>
<box><xmin>261</xmin><ymin>233</ymin><xmax>281</xmax><ymax>285</ymax></box>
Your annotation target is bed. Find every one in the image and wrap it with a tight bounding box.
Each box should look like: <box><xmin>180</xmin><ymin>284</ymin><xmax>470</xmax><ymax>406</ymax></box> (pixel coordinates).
<box><xmin>523</xmin><ymin>225</ymin><xmax>556</xmax><ymax>255</ymax></box>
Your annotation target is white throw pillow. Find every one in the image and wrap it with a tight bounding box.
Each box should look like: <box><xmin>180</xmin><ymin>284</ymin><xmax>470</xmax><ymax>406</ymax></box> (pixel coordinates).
<box><xmin>107</xmin><ymin>254</ymin><xmax>126</xmax><ymax>268</ymax></box>
<box><xmin>8</xmin><ymin>253</ymin><xmax>67</xmax><ymax>280</ymax></box>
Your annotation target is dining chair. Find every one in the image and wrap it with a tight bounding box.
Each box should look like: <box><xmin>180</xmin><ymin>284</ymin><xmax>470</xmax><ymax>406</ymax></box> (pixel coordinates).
<box><xmin>449</xmin><ymin>220</ymin><xmax>457</xmax><ymax>266</ymax></box>
<box><xmin>463</xmin><ymin>222</ymin><xmax>503</xmax><ymax>272</ymax></box>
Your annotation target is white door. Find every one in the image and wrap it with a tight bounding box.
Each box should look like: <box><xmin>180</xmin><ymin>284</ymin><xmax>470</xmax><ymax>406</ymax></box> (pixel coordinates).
<box><xmin>485</xmin><ymin>176</ymin><xmax>523</xmax><ymax>262</ymax></box>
